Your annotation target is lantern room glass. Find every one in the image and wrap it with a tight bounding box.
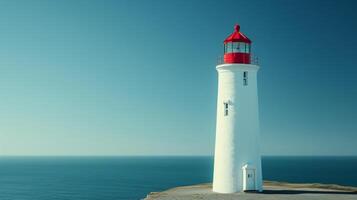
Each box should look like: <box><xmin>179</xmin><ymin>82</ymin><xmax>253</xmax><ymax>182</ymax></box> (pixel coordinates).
<box><xmin>224</xmin><ymin>42</ymin><xmax>250</xmax><ymax>54</ymax></box>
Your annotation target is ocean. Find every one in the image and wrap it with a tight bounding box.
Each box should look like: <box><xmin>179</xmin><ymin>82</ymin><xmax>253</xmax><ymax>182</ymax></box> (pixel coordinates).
<box><xmin>0</xmin><ymin>156</ymin><xmax>356</xmax><ymax>200</ymax></box>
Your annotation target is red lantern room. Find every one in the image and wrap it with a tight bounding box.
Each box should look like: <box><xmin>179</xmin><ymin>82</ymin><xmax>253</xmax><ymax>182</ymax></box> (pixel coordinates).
<box><xmin>223</xmin><ymin>24</ymin><xmax>252</xmax><ymax>64</ymax></box>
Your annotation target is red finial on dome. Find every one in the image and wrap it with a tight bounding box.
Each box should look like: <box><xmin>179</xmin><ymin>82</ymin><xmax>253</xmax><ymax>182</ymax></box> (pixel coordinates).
<box><xmin>224</xmin><ymin>24</ymin><xmax>251</xmax><ymax>44</ymax></box>
<box><xmin>234</xmin><ymin>24</ymin><xmax>240</xmax><ymax>32</ymax></box>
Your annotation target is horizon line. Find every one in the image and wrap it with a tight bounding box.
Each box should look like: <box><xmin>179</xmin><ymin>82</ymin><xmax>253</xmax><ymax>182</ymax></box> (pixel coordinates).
<box><xmin>0</xmin><ymin>154</ymin><xmax>356</xmax><ymax>157</ymax></box>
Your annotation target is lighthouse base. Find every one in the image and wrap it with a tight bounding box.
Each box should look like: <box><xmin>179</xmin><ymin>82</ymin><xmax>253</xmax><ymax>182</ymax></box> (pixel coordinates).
<box><xmin>212</xmin><ymin>163</ymin><xmax>263</xmax><ymax>193</ymax></box>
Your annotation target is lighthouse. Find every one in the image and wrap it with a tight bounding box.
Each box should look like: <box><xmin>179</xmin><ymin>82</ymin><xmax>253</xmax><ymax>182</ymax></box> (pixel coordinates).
<box><xmin>213</xmin><ymin>24</ymin><xmax>263</xmax><ymax>193</ymax></box>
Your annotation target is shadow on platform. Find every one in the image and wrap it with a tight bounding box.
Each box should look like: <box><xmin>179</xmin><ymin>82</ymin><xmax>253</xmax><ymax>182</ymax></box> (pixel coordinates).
<box><xmin>260</xmin><ymin>190</ymin><xmax>357</xmax><ymax>195</ymax></box>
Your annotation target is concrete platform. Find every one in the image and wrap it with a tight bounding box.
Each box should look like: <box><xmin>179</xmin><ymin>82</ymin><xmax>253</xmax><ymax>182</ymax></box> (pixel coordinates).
<box><xmin>144</xmin><ymin>181</ymin><xmax>357</xmax><ymax>200</ymax></box>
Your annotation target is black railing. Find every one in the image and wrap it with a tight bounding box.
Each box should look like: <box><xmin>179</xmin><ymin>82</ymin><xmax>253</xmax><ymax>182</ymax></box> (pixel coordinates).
<box><xmin>216</xmin><ymin>54</ymin><xmax>259</xmax><ymax>65</ymax></box>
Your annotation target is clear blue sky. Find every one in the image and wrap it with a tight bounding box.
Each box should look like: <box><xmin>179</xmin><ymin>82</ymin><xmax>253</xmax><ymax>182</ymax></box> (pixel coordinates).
<box><xmin>0</xmin><ymin>0</ymin><xmax>356</xmax><ymax>156</ymax></box>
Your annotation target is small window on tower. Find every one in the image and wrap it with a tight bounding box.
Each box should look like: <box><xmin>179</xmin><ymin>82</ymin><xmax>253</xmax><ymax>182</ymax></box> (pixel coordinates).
<box><xmin>243</xmin><ymin>71</ymin><xmax>248</xmax><ymax>86</ymax></box>
<box><xmin>224</xmin><ymin>102</ymin><xmax>229</xmax><ymax>116</ymax></box>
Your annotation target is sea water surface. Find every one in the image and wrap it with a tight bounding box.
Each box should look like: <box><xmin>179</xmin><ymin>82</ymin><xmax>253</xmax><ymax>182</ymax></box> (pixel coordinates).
<box><xmin>0</xmin><ymin>156</ymin><xmax>356</xmax><ymax>200</ymax></box>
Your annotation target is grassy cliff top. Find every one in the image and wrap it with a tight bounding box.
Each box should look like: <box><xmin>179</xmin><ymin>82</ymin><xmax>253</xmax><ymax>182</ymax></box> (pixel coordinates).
<box><xmin>145</xmin><ymin>181</ymin><xmax>357</xmax><ymax>200</ymax></box>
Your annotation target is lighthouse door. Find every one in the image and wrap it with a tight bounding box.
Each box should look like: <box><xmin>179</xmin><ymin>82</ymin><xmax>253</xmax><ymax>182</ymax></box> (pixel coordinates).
<box><xmin>245</xmin><ymin>169</ymin><xmax>256</xmax><ymax>191</ymax></box>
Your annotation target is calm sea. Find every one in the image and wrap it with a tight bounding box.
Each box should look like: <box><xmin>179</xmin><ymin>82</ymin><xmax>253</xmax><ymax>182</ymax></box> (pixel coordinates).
<box><xmin>0</xmin><ymin>156</ymin><xmax>356</xmax><ymax>200</ymax></box>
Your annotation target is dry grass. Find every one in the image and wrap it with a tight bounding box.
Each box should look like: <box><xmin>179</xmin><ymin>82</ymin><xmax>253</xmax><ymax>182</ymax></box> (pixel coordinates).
<box><xmin>264</xmin><ymin>180</ymin><xmax>357</xmax><ymax>192</ymax></box>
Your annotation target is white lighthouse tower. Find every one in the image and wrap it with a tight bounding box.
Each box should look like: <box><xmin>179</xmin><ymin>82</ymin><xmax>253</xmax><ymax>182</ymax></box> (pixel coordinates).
<box><xmin>213</xmin><ymin>24</ymin><xmax>263</xmax><ymax>193</ymax></box>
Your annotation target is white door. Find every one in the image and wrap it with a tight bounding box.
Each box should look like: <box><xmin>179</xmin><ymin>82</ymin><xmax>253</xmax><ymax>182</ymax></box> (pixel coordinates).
<box><xmin>246</xmin><ymin>169</ymin><xmax>255</xmax><ymax>190</ymax></box>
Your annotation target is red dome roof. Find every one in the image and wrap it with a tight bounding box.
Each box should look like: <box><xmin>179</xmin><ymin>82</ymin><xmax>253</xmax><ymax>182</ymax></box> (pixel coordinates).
<box><xmin>224</xmin><ymin>24</ymin><xmax>251</xmax><ymax>44</ymax></box>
